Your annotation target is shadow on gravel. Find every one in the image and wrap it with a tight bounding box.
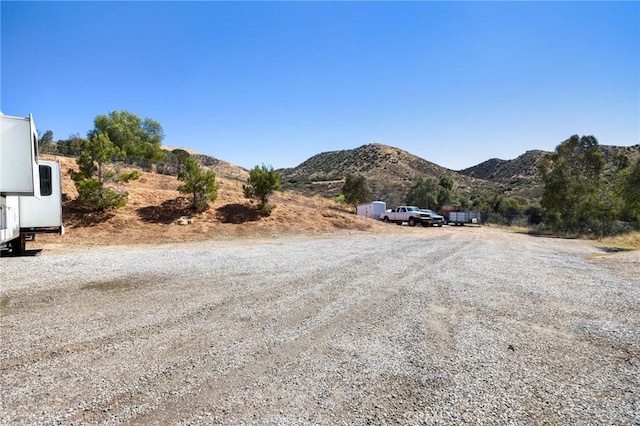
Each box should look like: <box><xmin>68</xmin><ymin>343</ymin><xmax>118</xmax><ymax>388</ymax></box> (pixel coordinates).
<box><xmin>524</xmin><ymin>232</ymin><xmax>580</xmax><ymax>239</ymax></box>
<box><xmin>0</xmin><ymin>249</ymin><xmax>42</xmax><ymax>257</ymax></box>
<box><xmin>216</xmin><ymin>203</ymin><xmax>261</xmax><ymax>224</ymax></box>
<box><xmin>81</xmin><ymin>280</ymin><xmax>139</xmax><ymax>291</ymax></box>
<box><xmin>596</xmin><ymin>246</ymin><xmax>634</xmax><ymax>253</ymax></box>
<box><xmin>137</xmin><ymin>197</ymin><xmax>192</xmax><ymax>224</ymax></box>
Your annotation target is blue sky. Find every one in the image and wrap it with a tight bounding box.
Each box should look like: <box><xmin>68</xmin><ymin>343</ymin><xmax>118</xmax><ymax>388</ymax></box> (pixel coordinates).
<box><xmin>2</xmin><ymin>1</ymin><xmax>638</xmax><ymax>171</ymax></box>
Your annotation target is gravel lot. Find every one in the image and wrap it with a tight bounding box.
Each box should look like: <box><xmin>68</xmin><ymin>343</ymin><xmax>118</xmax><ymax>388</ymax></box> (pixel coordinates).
<box><xmin>1</xmin><ymin>227</ymin><xmax>639</xmax><ymax>425</ymax></box>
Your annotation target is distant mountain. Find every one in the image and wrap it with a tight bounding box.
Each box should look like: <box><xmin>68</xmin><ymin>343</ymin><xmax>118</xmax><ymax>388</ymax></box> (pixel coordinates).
<box><xmin>278</xmin><ymin>143</ymin><xmax>494</xmax><ymax>207</ymax></box>
<box><xmin>457</xmin><ymin>144</ymin><xmax>640</xmax><ymax>200</ymax></box>
<box><xmin>458</xmin><ymin>150</ymin><xmax>548</xmax><ymax>199</ymax></box>
<box><xmin>185</xmin><ymin>142</ymin><xmax>639</xmax><ymax>207</ymax></box>
<box><xmin>459</xmin><ymin>150</ymin><xmax>546</xmax><ymax>182</ymax></box>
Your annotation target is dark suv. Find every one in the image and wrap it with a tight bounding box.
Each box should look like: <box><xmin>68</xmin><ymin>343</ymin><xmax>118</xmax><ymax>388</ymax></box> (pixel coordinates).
<box><xmin>420</xmin><ymin>209</ymin><xmax>445</xmax><ymax>226</ymax></box>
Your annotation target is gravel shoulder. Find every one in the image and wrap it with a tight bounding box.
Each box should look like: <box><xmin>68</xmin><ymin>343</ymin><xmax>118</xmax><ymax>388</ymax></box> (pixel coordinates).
<box><xmin>1</xmin><ymin>226</ymin><xmax>639</xmax><ymax>424</ymax></box>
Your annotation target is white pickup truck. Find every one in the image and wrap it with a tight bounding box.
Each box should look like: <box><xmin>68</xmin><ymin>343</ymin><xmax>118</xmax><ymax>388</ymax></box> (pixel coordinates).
<box><xmin>379</xmin><ymin>206</ymin><xmax>431</xmax><ymax>226</ymax></box>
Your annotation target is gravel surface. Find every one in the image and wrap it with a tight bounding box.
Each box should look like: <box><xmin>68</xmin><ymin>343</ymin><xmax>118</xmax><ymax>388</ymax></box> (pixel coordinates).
<box><xmin>1</xmin><ymin>227</ymin><xmax>639</xmax><ymax>425</ymax></box>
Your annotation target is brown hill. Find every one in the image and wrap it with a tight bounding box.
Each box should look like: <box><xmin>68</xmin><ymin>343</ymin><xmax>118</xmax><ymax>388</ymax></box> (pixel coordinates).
<box><xmin>459</xmin><ymin>150</ymin><xmax>546</xmax><ymax>181</ymax></box>
<box><xmin>279</xmin><ymin>143</ymin><xmax>494</xmax><ymax>207</ymax></box>
<box><xmin>459</xmin><ymin>150</ymin><xmax>547</xmax><ymax>200</ymax></box>
<box><xmin>39</xmin><ymin>142</ymin><xmax>638</xmax><ymax>249</ymax></box>
<box><xmin>160</xmin><ymin>145</ymin><xmax>250</xmax><ymax>181</ymax></box>
<box><xmin>38</xmin><ymin>154</ymin><xmax>401</xmax><ymax>249</ymax></box>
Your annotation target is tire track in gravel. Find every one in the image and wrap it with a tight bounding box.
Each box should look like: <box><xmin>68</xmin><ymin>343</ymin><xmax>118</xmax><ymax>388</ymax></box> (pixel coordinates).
<box><xmin>2</xmin><ymin>266</ymin><xmax>361</xmax><ymax>424</ymax></box>
<box><xmin>2</xmin><ymin>238</ymin><xmax>384</xmax><ymax>364</ymax></box>
<box><xmin>113</xmin><ymin>235</ymin><xmax>477</xmax><ymax>424</ymax></box>
<box><xmin>1</xmin><ymin>271</ymin><xmax>287</xmax><ymax>369</ymax></box>
<box><xmin>2</xmin><ymin>235</ymin><xmax>438</xmax><ymax>424</ymax></box>
<box><xmin>4</xmin><ymin>229</ymin><xmax>637</xmax><ymax>425</ymax></box>
<box><xmin>72</xmin><ymin>251</ymin><xmax>409</xmax><ymax>423</ymax></box>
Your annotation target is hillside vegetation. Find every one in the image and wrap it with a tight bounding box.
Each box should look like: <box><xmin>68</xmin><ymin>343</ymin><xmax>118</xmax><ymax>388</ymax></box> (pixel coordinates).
<box><xmin>279</xmin><ymin>143</ymin><xmax>494</xmax><ymax>207</ymax></box>
<box><xmin>40</xmin><ymin>154</ymin><xmax>401</xmax><ymax>248</ymax></box>
<box><xmin>459</xmin><ymin>145</ymin><xmax>640</xmax><ymax>200</ymax></box>
<box><xmin>459</xmin><ymin>150</ymin><xmax>547</xmax><ymax>199</ymax></box>
<box><xmin>279</xmin><ymin>143</ymin><xmax>640</xmax><ymax>208</ymax></box>
<box><xmin>39</xmin><ymin>139</ymin><xmax>639</xmax><ymax>247</ymax></box>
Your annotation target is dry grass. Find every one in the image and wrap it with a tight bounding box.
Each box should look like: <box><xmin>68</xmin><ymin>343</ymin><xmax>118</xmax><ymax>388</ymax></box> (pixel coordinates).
<box><xmin>597</xmin><ymin>231</ymin><xmax>640</xmax><ymax>251</ymax></box>
<box><xmin>37</xmin><ymin>154</ymin><xmax>400</xmax><ymax>249</ymax></box>
<box><xmin>493</xmin><ymin>223</ymin><xmax>639</xmax><ymax>251</ymax></box>
<box><xmin>40</xmin><ymin>154</ymin><xmax>640</xmax><ymax>251</ymax></box>
<box><xmin>496</xmin><ymin>224</ymin><xmax>531</xmax><ymax>234</ymax></box>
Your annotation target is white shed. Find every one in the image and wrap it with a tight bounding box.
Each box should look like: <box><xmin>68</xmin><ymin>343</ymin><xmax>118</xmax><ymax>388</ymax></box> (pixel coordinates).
<box><xmin>356</xmin><ymin>201</ymin><xmax>387</xmax><ymax>219</ymax></box>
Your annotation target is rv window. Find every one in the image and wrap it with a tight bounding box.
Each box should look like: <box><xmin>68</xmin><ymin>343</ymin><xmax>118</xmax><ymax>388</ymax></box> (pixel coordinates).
<box><xmin>39</xmin><ymin>165</ymin><xmax>52</xmax><ymax>196</ymax></box>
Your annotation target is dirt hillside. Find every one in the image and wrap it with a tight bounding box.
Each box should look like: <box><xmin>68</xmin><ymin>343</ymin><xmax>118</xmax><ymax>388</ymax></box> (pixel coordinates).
<box><xmin>279</xmin><ymin>143</ymin><xmax>494</xmax><ymax>207</ymax></box>
<box><xmin>38</xmin><ymin>155</ymin><xmax>401</xmax><ymax>249</ymax></box>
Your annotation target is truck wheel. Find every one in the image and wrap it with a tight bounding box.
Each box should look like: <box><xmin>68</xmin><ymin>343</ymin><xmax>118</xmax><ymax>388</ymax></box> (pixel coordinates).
<box><xmin>408</xmin><ymin>217</ymin><xmax>416</xmax><ymax>227</ymax></box>
<box><xmin>383</xmin><ymin>217</ymin><xmax>390</xmax><ymax>223</ymax></box>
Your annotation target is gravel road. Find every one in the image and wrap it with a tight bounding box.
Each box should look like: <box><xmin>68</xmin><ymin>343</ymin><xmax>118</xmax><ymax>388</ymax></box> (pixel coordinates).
<box><xmin>1</xmin><ymin>227</ymin><xmax>639</xmax><ymax>425</ymax></box>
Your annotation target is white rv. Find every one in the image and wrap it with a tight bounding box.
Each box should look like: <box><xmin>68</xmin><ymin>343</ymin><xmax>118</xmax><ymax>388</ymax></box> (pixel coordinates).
<box><xmin>1</xmin><ymin>113</ymin><xmax>64</xmax><ymax>254</ymax></box>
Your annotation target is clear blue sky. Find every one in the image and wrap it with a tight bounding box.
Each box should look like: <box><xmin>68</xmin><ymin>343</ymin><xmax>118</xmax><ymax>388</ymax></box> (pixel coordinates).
<box><xmin>2</xmin><ymin>1</ymin><xmax>638</xmax><ymax>171</ymax></box>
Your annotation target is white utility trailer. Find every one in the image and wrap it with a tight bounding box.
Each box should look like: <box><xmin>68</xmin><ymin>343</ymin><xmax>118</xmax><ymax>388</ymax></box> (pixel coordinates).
<box><xmin>448</xmin><ymin>211</ymin><xmax>482</xmax><ymax>226</ymax></box>
<box><xmin>356</xmin><ymin>201</ymin><xmax>386</xmax><ymax>219</ymax></box>
<box><xmin>1</xmin><ymin>113</ymin><xmax>64</xmax><ymax>254</ymax></box>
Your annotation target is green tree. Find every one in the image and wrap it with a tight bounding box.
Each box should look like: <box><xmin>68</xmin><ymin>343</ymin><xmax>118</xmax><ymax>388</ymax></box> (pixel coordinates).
<box><xmin>497</xmin><ymin>197</ymin><xmax>525</xmax><ymax>216</ymax></box>
<box><xmin>56</xmin><ymin>133</ymin><xmax>86</xmax><ymax>157</ymax></box>
<box><xmin>171</xmin><ymin>149</ymin><xmax>192</xmax><ymax>175</ymax></box>
<box><xmin>91</xmin><ymin>111</ymin><xmax>164</xmax><ymax>166</ymax></box>
<box><xmin>497</xmin><ymin>196</ymin><xmax>526</xmax><ymax>224</ymax></box>
<box><xmin>470</xmin><ymin>193</ymin><xmax>491</xmax><ymax>216</ymax></box>
<box><xmin>613</xmin><ymin>152</ymin><xmax>630</xmax><ymax>172</ymax></box>
<box><xmin>342</xmin><ymin>173</ymin><xmax>372</xmax><ymax>209</ymax></box>
<box><xmin>177</xmin><ymin>156</ymin><xmax>218</xmax><ymax>211</ymax></box>
<box><xmin>405</xmin><ymin>177</ymin><xmax>439</xmax><ymax>208</ymax></box>
<box><xmin>437</xmin><ymin>176</ymin><xmax>455</xmax><ymax>207</ymax></box>
<box><xmin>617</xmin><ymin>158</ymin><xmax>640</xmax><ymax>222</ymax></box>
<box><xmin>524</xmin><ymin>204</ymin><xmax>543</xmax><ymax>225</ymax></box>
<box><xmin>70</xmin><ymin>132</ymin><xmax>137</xmax><ymax>211</ymax></box>
<box><xmin>38</xmin><ymin>130</ymin><xmax>54</xmax><ymax>154</ymax></box>
<box><xmin>243</xmin><ymin>164</ymin><xmax>281</xmax><ymax>215</ymax></box>
<box><xmin>539</xmin><ymin>135</ymin><xmax>605</xmax><ymax>233</ymax></box>
<box><xmin>158</xmin><ymin>148</ymin><xmax>192</xmax><ymax>176</ymax></box>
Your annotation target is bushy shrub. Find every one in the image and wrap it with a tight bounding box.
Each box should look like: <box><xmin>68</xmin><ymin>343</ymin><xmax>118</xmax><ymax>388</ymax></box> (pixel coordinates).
<box><xmin>177</xmin><ymin>157</ymin><xmax>218</xmax><ymax>211</ymax></box>
<box><xmin>243</xmin><ymin>165</ymin><xmax>281</xmax><ymax>216</ymax></box>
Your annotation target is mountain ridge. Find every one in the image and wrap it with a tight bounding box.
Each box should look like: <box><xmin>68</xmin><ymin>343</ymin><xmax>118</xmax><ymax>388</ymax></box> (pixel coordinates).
<box><xmin>457</xmin><ymin>144</ymin><xmax>640</xmax><ymax>199</ymax></box>
<box><xmin>277</xmin><ymin>143</ymin><xmax>494</xmax><ymax>207</ymax></box>
<box><xmin>174</xmin><ymin>142</ymin><xmax>640</xmax><ymax>207</ymax></box>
